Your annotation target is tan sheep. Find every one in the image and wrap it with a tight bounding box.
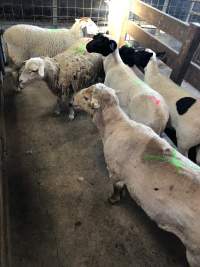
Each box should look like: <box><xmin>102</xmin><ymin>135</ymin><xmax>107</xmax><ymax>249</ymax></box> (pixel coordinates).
<box><xmin>74</xmin><ymin>83</ymin><xmax>200</xmax><ymax>267</ymax></box>
<box><xmin>3</xmin><ymin>18</ymin><xmax>98</xmax><ymax>68</ymax></box>
<box><xmin>19</xmin><ymin>39</ymin><xmax>104</xmax><ymax>119</ymax></box>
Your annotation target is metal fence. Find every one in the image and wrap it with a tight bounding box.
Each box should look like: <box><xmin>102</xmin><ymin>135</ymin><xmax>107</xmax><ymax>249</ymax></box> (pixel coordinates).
<box><xmin>0</xmin><ymin>0</ymin><xmax>109</xmax><ymax>29</ymax></box>
<box><xmin>0</xmin><ymin>0</ymin><xmax>199</xmax><ymax>65</ymax></box>
<box><xmin>141</xmin><ymin>0</ymin><xmax>200</xmax><ymax>23</ymax></box>
<box><xmin>137</xmin><ymin>0</ymin><xmax>200</xmax><ymax>66</ymax></box>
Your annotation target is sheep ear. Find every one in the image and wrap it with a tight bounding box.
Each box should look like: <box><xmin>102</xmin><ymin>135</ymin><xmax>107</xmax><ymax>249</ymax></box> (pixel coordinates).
<box><xmin>91</xmin><ymin>97</ymin><xmax>100</xmax><ymax>109</ymax></box>
<box><xmin>75</xmin><ymin>18</ymin><xmax>80</xmax><ymax>22</ymax></box>
<box><xmin>38</xmin><ymin>64</ymin><xmax>44</xmax><ymax>77</ymax></box>
<box><xmin>109</xmin><ymin>40</ymin><xmax>117</xmax><ymax>52</ymax></box>
<box><xmin>156</xmin><ymin>51</ymin><xmax>166</xmax><ymax>59</ymax></box>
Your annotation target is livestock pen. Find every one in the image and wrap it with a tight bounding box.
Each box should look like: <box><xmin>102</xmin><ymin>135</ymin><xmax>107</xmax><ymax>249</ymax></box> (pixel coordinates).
<box><xmin>0</xmin><ymin>1</ymin><xmax>200</xmax><ymax>267</ymax></box>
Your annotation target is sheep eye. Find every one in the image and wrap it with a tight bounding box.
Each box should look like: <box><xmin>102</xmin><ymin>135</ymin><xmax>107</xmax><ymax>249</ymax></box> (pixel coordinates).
<box><xmin>84</xmin><ymin>96</ymin><xmax>89</xmax><ymax>101</ymax></box>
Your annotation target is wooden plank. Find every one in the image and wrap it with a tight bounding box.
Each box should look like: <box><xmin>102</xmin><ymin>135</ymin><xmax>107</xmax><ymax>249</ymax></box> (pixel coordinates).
<box><xmin>170</xmin><ymin>23</ymin><xmax>200</xmax><ymax>85</ymax></box>
<box><xmin>185</xmin><ymin>62</ymin><xmax>200</xmax><ymax>90</ymax></box>
<box><xmin>118</xmin><ymin>10</ymin><xmax>130</xmax><ymax>46</ymax></box>
<box><xmin>127</xmin><ymin>21</ymin><xmax>178</xmax><ymax>69</ymax></box>
<box><xmin>127</xmin><ymin>21</ymin><xmax>200</xmax><ymax>89</ymax></box>
<box><xmin>130</xmin><ymin>0</ymin><xmax>188</xmax><ymax>43</ymax></box>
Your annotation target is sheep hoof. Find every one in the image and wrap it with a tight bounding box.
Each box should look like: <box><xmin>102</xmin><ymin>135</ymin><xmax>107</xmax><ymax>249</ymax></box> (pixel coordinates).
<box><xmin>53</xmin><ymin>109</ymin><xmax>61</xmax><ymax>116</ymax></box>
<box><xmin>108</xmin><ymin>180</ymin><xmax>125</xmax><ymax>205</ymax></box>
<box><xmin>15</xmin><ymin>87</ymin><xmax>22</xmax><ymax>93</ymax></box>
<box><xmin>108</xmin><ymin>194</ymin><xmax>121</xmax><ymax>205</ymax></box>
<box><xmin>68</xmin><ymin>113</ymin><xmax>75</xmax><ymax>121</ymax></box>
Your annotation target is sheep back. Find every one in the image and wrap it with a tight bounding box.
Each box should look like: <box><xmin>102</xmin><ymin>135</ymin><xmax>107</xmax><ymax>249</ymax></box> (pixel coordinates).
<box><xmin>3</xmin><ymin>24</ymin><xmax>83</xmax><ymax>66</ymax></box>
<box><xmin>56</xmin><ymin>53</ymin><xmax>103</xmax><ymax>99</ymax></box>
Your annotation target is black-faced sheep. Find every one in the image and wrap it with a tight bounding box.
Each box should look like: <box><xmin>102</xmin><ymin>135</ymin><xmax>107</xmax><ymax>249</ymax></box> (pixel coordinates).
<box><xmin>143</xmin><ymin>50</ymin><xmax>200</xmax><ymax>163</ymax></box>
<box><xmin>119</xmin><ymin>45</ymin><xmax>153</xmax><ymax>70</ymax></box>
<box><xmin>86</xmin><ymin>34</ymin><xmax>169</xmax><ymax>135</ymax></box>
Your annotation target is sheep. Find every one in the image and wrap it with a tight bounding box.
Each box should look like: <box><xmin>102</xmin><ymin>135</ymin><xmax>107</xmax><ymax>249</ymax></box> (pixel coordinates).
<box><xmin>73</xmin><ymin>83</ymin><xmax>200</xmax><ymax>267</ymax></box>
<box><xmin>3</xmin><ymin>17</ymin><xmax>98</xmax><ymax>70</ymax></box>
<box><xmin>18</xmin><ymin>38</ymin><xmax>104</xmax><ymax>120</ymax></box>
<box><xmin>143</xmin><ymin>49</ymin><xmax>200</xmax><ymax>163</ymax></box>
<box><xmin>86</xmin><ymin>34</ymin><xmax>169</xmax><ymax>135</ymax></box>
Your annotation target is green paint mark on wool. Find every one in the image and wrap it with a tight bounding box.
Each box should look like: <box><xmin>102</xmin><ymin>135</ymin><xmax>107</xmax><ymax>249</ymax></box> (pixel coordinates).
<box><xmin>168</xmin><ymin>149</ymin><xmax>184</xmax><ymax>171</ymax></box>
<box><xmin>47</xmin><ymin>28</ymin><xmax>59</xmax><ymax>32</ymax></box>
<box><xmin>125</xmin><ymin>41</ymin><xmax>131</xmax><ymax>47</ymax></box>
<box><xmin>74</xmin><ymin>43</ymin><xmax>86</xmax><ymax>55</ymax></box>
<box><xmin>144</xmin><ymin>148</ymin><xmax>200</xmax><ymax>172</ymax></box>
<box><xmin>143</xmin><ymin>154</ymin><xmax>167</xmax><ymax>162</ymax></box>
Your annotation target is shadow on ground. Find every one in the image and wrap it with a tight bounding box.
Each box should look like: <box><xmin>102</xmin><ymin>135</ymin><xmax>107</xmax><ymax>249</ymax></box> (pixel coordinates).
<box><xmin>3</xmin><ymin>79</ymin><xmax>189</xmax><ymax>267</ymax></box>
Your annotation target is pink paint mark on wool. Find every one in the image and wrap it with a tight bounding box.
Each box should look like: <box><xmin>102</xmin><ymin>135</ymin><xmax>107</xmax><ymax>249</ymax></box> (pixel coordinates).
<box><xmin>148</xmin><ymin>95</ymin><xmax>161</xmax><ymax>106</ymax></box>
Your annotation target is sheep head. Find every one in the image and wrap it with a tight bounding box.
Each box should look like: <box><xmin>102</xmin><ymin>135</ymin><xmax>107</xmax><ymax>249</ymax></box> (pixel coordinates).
<box><xmin>73</xmin><ymin>83</ymin><xmax>118</xmax><ymax>115</ymax></box>
<box><xmin>19</xmin><ymin>57</ymin><xmax>45</xmax><ymax>89</ymax></box>
<box><xmin>144</xmin><ymin>48</ymin><xmax>166</xmax><ymax>71</ymax></box>
<box><xmin>86</xmin><ymin>34</ymin><xmax>117</xmax><ymax>56</ymax></box>
<box><xmin>145</xmin><ymin>48</ymin><xmax>166</xmax><ymax>62</ymax></box>
<box><xmin>74</xmin><ymin>17</ymin><xmax>99</xmax><ymax>36</ymax></box>
<box><xmin>119</xmin><ymin>46</ymin><xmax>153</xmax><ymax>69</ymax></box>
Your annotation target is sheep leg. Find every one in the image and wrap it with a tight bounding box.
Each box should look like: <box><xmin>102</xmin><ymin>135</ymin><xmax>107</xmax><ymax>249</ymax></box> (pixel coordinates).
<box><xmin>68</xmin><ymin>91</ymin><xmax>75</xmax><ymax>120</ymax></box>
<box><xmin>68</xmin><ymin>103</ymin><xmax>75</xmax><ymax>121</ymax></box>
<box><xmin>14</xmin><ymin>71</ymin><xmax>23</xmax><ymax>93</ymax></box>
<box><xmin>6</xmin><ymin>68</ymin><xmax>21</xmax><ymax>92</ymax></box>
<box><xmin>109</xmin><ymin>181</ymin><xmax>125</xmax><ymax>205</ymax></box>
<box><xmin>177</xmin><ymin>139</ymin><xmax>188</xmax><ymax>158</ymax></box>
<box><xmin>53</xmin><ymin>97</ymin><xmax>62</xmax><ymax>116</ymax></box>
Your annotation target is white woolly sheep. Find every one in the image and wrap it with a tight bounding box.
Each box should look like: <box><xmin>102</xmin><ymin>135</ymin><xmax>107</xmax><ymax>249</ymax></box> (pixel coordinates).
<box><xmin>86</xmin><ymin>34</ymin><xmax>169</xmax><ymax>135</ymax></box>
<box><xmin>144</xmin><ymin>49</ymin><xmax>200</xmax><ymax>163</ymax></box>
<box><xmin>73</xmin><ymin>83</ymin><xmax>200</xmax><ymax>267</ymax></box>
<box><xmin>3</xmin><ymin>17</ymin><xmax>98</xmax><ymax>68</ymax></box>
<box><xmin>19</xmin><ymin>38</ymin><xmax>104</xmax><ymax>120</ymax></box>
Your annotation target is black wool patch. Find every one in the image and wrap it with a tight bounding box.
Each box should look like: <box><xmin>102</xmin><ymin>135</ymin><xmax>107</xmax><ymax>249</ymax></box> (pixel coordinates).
<box><xmin>176</xmin><ymin>97</ymin><xmax>196</xmax><ymax>115</ymax></box>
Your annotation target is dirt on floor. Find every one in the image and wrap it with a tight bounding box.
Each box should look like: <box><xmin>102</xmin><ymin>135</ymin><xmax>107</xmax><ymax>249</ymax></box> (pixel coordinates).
<box><xmin>3</xmin><ymin>78</ymin><xmax>189</xmax><ymax>267</ymax></box>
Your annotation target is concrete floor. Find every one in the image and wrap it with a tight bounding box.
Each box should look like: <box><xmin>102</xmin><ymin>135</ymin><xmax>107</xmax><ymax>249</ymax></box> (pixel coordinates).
<box><xmin>3</xmin><ymin>79</ymin><xmax>189</xmax><ymax>267</ymax></box>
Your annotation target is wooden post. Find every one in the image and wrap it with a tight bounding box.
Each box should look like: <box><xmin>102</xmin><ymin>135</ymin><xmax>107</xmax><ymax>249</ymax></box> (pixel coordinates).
<box><xmin>53</xmin><ymin>0</ymin><xmax>58</xmax><ymax>27</ymax></box>
<box><xmin>108</xmin><ymin>0</ymin><xmax>130</xmax><ymax>46</ymax></box>
<box><xmin>170</xmin><ymin>23</ymin><xmax>200</xmax><ymax>85</ymax></box>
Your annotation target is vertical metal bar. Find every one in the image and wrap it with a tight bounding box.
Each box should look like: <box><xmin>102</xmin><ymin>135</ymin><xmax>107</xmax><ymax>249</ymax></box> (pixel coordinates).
<box><xmin>162</xmin><ymin>0</ymin><xmax>170</xmax><ymax>13</ymax></box>
<box><xmin>186</xmin><ymin>1</ymin><xmax>195</xmax><ymax>22</ymax></box>
<box><xmin>90</xmin><ymin>0</ymin><xmax>93</xmax><ymax>18</ymax></box>
<box><xmin>53</xmin><ymin>0</ymin><xmax>58</xmax><ymax>27</ymax></box>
